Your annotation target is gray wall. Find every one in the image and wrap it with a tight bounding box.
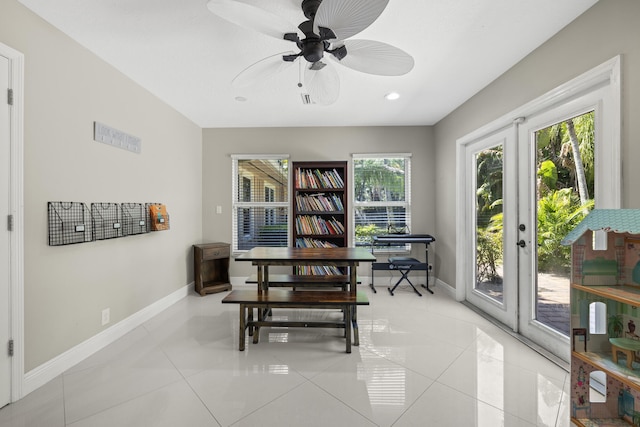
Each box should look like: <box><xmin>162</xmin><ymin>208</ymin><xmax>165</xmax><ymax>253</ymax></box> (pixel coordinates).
<box><xmin>202</xmin><ymin>126</ymin><xmax>435</xmax><ymax>278</ymax></box>
<box><xmin>1</xmin><ymin>1</ymin><xmax>203</xmax><ymax>370</ymax></box>
<box><xmin>433</xmin><ymin>0</ymin><xmax>640</xmax><ymax>289</ymax></box>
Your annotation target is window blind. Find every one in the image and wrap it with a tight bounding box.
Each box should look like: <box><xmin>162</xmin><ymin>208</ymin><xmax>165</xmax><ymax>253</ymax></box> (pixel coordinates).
<box><xmin>232</xmin><ymin>156</ymin><xmax>289</xmax><ymax>252</ymax></box>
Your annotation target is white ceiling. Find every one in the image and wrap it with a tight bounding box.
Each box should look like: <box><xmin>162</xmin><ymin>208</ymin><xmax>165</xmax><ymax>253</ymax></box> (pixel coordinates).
<box><xmin>18</xmin><ymin>0</ymin><xmax>598</xmax><ymax>128</ymax></box>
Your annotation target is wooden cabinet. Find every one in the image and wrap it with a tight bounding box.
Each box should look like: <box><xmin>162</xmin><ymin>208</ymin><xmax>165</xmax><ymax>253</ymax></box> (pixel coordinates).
<box><xmin>193</xmin><ymin>242</ymin><xmax>231</xmax><ymax>296</ymax></box>
<box><xmin>291</xmin><ymin>161</ymin><xmax>348</xmax><ymax>275</ymax></box>
<box><xmin>565</xmin><ymin>210</ymin><xmax>640</xmax><ymax>426</ymax></box>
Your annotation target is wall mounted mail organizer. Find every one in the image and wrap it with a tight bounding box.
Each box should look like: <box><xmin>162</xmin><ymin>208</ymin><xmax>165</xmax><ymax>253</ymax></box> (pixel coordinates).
<box><xmin>48</xmin><ymin>201</ymin><xmax>169</xmax><ymax>246</ymax></box>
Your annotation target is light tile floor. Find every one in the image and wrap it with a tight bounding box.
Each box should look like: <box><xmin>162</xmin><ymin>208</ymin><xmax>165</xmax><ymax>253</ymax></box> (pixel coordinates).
<box><xmin>0</xmin><ymin>283</ymin><xmax>571</xmax><ymax>426</ymax></box>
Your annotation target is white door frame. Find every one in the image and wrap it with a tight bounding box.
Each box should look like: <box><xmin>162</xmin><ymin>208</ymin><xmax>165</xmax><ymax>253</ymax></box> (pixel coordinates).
<box><xmin>457</xmin><ymin>56</ymin><xmax>621</xmax><ymax>361</ymax></box>
<box><xmin>0</xmin><ymin>42</ymin><xmax>25</xmax><ymax>403</ymax></box>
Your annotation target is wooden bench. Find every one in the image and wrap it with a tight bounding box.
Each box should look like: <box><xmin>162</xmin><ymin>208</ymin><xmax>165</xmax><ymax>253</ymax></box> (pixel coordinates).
<box><xmin>222</xmin><ymin>289</ymin><xmax>370</xmax><ymax>353</ymax></box>
<box><xmin>245</xmin><ymin>274</ymin><xmax>361</xmax><ymax>290</ymax></box>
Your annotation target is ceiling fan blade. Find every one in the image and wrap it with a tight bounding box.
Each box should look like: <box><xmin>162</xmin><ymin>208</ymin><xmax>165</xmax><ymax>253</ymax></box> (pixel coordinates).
<box><xmin>304</xmin><ymin>61</ymin><xmax>340</xmax><ymax>105</ymax></box>
<box><xmin>314</xmin><ymin>0</ymin><xmax>389</xmax><ymax>41</ymax></box>
<box><xmin>335</xmin><ymin>39</ymin><xmax>414</xmax><ymax>76</ymax></box>
<box><xmin>207</xmin><ymin>0</ymin><xmax>294</xmax><ymax>40</ymax></box>
<box><xmin>232</xmin><ymin>52</ymin><xmax>297</xmax><ymax>88</ymax></box>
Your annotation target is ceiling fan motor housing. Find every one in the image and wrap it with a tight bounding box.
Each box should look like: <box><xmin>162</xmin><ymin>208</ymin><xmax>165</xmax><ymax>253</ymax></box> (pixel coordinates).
<box><xmin>302</xmin><ymin>39</ymin><xmax>326</xmax><ymax>63</ymax></box>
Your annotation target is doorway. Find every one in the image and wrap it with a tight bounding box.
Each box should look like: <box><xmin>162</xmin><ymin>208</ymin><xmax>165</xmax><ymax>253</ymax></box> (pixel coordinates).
<box><xmin>0</xmin><ymin>41</ymin><xmax>24</xmax><ymax>404</ymax></box>
<box><xmin>1</xmin><ymin>53</ymin><xmax>10</xmax><ymax>408</ymax></box>
<box><xmin>457</xmin><ymin>57</ymin><xmax>621</xmax><ymax>362</ymax></box>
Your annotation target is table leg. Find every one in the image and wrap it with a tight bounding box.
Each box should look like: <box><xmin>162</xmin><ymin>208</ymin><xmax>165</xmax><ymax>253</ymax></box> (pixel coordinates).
<box><xmin>350</xmin><ymin>264</ymin><xmax>360</xmax><ymax>346</ymax></box>
<box><xmin>239</xmin><ymin>304</ymin><xmax>246</xmax><ymax>351</ymax></box>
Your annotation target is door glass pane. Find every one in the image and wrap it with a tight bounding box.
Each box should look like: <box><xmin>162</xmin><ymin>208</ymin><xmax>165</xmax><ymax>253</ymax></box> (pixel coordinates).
<box><xmin>534</xmin><ymin>111</ymin><xmax>594</xmax><ymax>335</ymax></box>
<box><xmin>475</xmin><ymin>145</ymin><xmax>504</xmax><ymax>303</ymax></box>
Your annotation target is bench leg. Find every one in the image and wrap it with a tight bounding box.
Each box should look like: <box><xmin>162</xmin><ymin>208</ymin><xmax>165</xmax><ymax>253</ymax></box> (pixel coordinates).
<box><xmin>352</xmin><ymin>306</ymin><xmax>360</xmax><ymax>347</ymax></box>
<box><xmin>344</xmin><ymin>305</ymin><xmax>352</xmax><ymax>353</ymax></box>
<box><xmin>239</xmin><ymin>304</ymin><xmax>246</xmax><ymax>351</ymax></box>
<box><xmin>370</xmin><ymin>268</ymin><xmax>377</xmax><ymax>293</ymax></box>
<box><xmin>253</xmin><ymin>305</ymin><xmax>263</xmax><ymax>344</ymax></box>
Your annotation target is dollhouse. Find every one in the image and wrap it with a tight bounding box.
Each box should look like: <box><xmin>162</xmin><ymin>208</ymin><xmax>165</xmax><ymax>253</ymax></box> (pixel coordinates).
<box><xmin>564</xmin><ymin>209</ymin><xmax>640</xmax><ymax>426</ymax></box>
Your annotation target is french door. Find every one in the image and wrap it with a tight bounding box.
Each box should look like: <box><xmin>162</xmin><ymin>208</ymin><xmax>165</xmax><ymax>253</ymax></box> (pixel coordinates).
<box><xmin>464</xmin><ymin>127</ymin><xmax>518</xmax><ymax>331</ymax></box>
<box><xmin>459</xmin><ymin>57</ymin><xmax>621</xmax><ymax>362</ymax></box>
<box><xmin>516</xmin><ymin>106</ymin><xmax>597</xmax><ymax>360</ymax></box>
<box><xmin>464</xmin><ymin>111</ymin><xmax>589</xmax><ymax>362</ymax></box>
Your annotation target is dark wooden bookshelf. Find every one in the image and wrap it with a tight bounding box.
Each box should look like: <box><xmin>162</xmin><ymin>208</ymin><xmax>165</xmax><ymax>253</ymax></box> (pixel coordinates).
<box><xmin>292</xmin><ymin>161</ymin><xmax>348</xmax><ymax>275</ymax></box>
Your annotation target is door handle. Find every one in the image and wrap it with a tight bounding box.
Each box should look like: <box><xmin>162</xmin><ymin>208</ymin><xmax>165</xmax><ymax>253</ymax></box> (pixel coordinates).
<box><xmin>517</xmin><ymin>240</ymin><xmax>526</xmax><ymax>248</ymax></box>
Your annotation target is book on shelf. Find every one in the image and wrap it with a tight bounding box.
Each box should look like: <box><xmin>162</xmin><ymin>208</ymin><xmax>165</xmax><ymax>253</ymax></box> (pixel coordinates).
<box><xmin>295</xmin><ymin>265</ymin><xmax>343</xmax><ymax>275</ymax></box>
<box><xmin>296</xmin><ymin>168</ymin><xmax>344</xmax><ymax>189</ymax></box>
<box><xmin>295</xmin><ymin>215</ymin><xmax>345</xmax><ymax>235</ymax></box>
<box><xmin>295</xmin><ymin>237</ymin><xmax>339</xmax><ymax>248</ymax></box>
<box><xmin>295</xmin><ymin>194</ymin><xmax>344</xmax><ymax>212</ymax></box>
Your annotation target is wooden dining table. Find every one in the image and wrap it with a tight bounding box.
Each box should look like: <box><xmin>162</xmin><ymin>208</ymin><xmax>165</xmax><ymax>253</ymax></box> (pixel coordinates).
<box><xmin>235</xmin><ymin>246</ymin><xmax>376</xmax><ymax>346</ymax></box>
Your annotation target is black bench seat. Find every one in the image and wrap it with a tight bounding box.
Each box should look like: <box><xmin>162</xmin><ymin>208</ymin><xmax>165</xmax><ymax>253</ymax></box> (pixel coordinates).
<box><xmin>222</xmin><ymin>289</ymin><xmax>369</xmax><ymax>353</ymax></box>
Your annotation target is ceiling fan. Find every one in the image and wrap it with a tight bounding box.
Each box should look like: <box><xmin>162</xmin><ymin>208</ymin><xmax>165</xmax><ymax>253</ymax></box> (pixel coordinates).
<box><xmin>206</xmin><ymin>0</ymin><xmax>414</xmax><ymax>105</ymax></box>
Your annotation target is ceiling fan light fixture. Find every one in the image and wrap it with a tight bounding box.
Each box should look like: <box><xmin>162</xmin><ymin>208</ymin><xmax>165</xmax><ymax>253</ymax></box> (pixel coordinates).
<box><xmin>211</xmin><ymin>0</ymin><xmax>412</xmax><ymax>105</ymax></box>
<box><xmin>385</xmin><ymin>92</ymin><xmax>400</xmax><ymax>101</ymax></box>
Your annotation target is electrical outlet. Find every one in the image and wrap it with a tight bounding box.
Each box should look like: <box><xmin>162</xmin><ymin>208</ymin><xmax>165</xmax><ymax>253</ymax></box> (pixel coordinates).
<box><xmin>216</xmin><ymin>205</ymin><xmax>222</xmax><ymax>214</ymax></box>
<box><xmin>101</xmin><ymin>308</ymin><xmax>110</xmax><ymax>326</ymax></box>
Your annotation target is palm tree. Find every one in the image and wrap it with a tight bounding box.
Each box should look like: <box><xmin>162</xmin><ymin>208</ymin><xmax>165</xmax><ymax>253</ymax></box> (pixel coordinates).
<box><xmin>536</xmin><ymin>111</ymin><xmax>594</xmax><ymax>199</ymax></box>
<box><xmin>354</xmin><ymin>158</ymin><xmax>407</xmax><ymax>241</ymax></box>
<box><xmin>566</xmin><ymin>118</ymin><xmax>589</xmax><ymax>204</ymax></box>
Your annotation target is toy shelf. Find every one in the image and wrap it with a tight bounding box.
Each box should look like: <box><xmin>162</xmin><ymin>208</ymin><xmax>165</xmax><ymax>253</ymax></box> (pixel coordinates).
<box><xmin>573</xmin><ymin>350</ymin><xmax>640</xmax><ymax>391</ymax></box>
<box><xmin>572</xmin><ymin>283</ymin><xmax>640</xmax><ymax>307</ymax></box>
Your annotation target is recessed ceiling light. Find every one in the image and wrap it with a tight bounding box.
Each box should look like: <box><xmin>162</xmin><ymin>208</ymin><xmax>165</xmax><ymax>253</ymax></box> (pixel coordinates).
<box><xmin>385</xmin><ymin>92</ymin><xmax>400</xmax><ymax>101</ymax></box>
<box><xmin>235</xmin><ymin>96</ymin><xmax>247</xmax><ymax>102</ymax></box>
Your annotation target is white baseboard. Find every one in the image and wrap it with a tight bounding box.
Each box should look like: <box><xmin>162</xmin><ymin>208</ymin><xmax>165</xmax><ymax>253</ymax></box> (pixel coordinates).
<box><xmin>22</xmin><ymin>283</ymin><xmax>192</xmax><ymax>397</ymax></box>
<box><xmin>435</xmin><ymin>278</ymin><xmax>457</xmax><ymax>300</ymax></box>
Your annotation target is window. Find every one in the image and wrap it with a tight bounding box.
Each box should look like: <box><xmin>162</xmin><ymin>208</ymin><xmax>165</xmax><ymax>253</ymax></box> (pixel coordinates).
<box><xmin>589</xmin><ymin>301</ymin><xmax>607</xmax><ymax>335</ymax></box>
<box><xmin>232</xmin><ymin>155</ymin><xmax>289</xmax><ymax>252</ymax></box>
<box><xmin>352</xmin><ymin>154</ymin><xmax>411</xmax><ymax>250</ymax></box>
<box><xmin>265</xmin><ymin>185</ymin><xmax>275</xmax><ymax>225</ymax></box>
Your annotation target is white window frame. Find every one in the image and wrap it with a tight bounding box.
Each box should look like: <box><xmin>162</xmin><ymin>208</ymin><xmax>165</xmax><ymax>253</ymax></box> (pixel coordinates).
<box><xmin>351</xmin><ymin>153</ymin><xmax>412</xmax><ymax>252</ymax></box>
<box><xmin>231</xmin><ymin>154</ymin><xmax>290</xmax><ymax>254</ymax></box>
